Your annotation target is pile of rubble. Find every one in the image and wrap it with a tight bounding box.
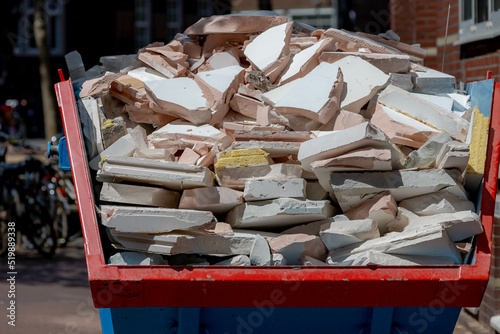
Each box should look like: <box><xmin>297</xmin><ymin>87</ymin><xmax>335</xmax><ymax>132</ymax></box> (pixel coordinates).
<box><xmin>70</xmin><ymin>13</ymin><xmax>486</xmax><ymax>267</ymax></box>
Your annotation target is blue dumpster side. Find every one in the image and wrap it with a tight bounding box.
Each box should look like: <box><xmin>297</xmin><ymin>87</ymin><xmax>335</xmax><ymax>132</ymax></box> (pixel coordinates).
<box><xmin>99</xmin><ymin>307</ymin><xmax>461</xmax><ymax>334</ymax></box>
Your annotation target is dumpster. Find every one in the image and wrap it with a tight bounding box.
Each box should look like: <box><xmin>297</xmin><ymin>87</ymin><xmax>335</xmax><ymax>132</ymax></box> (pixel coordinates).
<box><xmin>54</xmin><ymin>71</ymin><xmax>500</xmax><ymax>333</ymax></box>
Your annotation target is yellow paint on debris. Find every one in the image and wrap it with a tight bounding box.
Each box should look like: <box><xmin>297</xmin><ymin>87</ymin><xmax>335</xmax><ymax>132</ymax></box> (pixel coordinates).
<box><xmin>215</xmin><ymin>149</ymin><xmax>269</xmax><ymax>169</ymax></box>
<box><xmin>466</xmin><ymin>107</ymin><xmax>489</xmax><ymax>174</ymax></box>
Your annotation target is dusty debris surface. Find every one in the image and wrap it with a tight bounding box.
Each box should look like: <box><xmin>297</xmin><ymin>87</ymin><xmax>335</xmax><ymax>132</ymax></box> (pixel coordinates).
<box><xmin>69</xmin><ymin>12</ymin><xmax>486</xmax><ymax>267</ymax></box>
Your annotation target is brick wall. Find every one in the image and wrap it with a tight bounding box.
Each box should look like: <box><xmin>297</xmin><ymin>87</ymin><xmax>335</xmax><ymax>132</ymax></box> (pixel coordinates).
<box><xmin>391</xmin><ymin>0</ymin><xmax>500</xmax><ymax>83</ymax></box>
<box><xmin>391</xmin><ymin>0</ymin><xmax>500</xmax><ymax>329</ymax></box>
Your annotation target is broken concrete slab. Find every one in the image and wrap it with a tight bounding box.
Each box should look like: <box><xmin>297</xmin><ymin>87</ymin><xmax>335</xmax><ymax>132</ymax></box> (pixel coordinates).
<box><xmin>80</xmin><ymin>72</ymin><xmax>126</xmax><ymax>98</ymax></box>
<box><xmin>100</xmin><ymin>182</ymin><xmax>180</xmax><ymax>208</ymax></box>
<box><xmin>322</xmin><ymin>28</ymin><xmax>401</xmax><ymax>55</ymax></box>
<box><xmin>389</xmin><ymin>73</ymin><xmax>414</xmax><ymax>91</ymax></box>
<box><xmin>320</xmin><ymin>52</ymin><xmax>411</xmax><ymax>74</ymax></box>
<box><xmin>370</xmin><ymin>103</ymin><xmax>441</xmax><ymax>148</ymax></box>
<box><xmin>144</xmin><ymin>77</ymin><xmax>212</xmax><ymax>125</ymax></box>
<box><xmin>250</xmin><ymin>235</ymin><xmax>272</xmax><ymax>266</ymax></box>
<box><xmin>271</xmin><ymin>253</ymin><xmax>287</xmax><ymax>265</ymax></box>
<box><xmin>269</xmin><ymin>234</ymin><xmax>327</xmax><ymax>265</ymax></box>
<box><xmin>178</xmin><ymin>148</ymin><xmax>201</xmax><ymax>165</ymax></box>
<box><xmin>244</xmin><ymin>22</ymin><xmax>293</xmax><ymax>83</ymax></box>
<box><xmin>311</xmin><ymin>148</ymin><xmax>392</xmax><ymax>194</ymax></box>
<box><xmin>271</xmin><ymin>62</ymin><xmax>343</xmax><ymax>124</ymax></box>
<box><xmin>214</xmin><ymin>255</ymin><xmax>251</xmax><ymax>266</ymax></box>
<box><xmin>178</xmin><ymin>187</ymin><xmax>243</xmax><ymax>215</ymax></box>
<box><xmin>343</xmin><ymin>191</ymin><xmax>397</xmax><ymax>233</ymax></box>
<box><xmin>386</xmin><ymin>207</ymin><xmax>419</xmax><ymax>233</ymax></box>
<box><xmin>195</xmin><ymin>65</ymin><xmax>245</xmax><ymax>124</ymax></box>
<box><xmin>298</xmin><ymin>121</ymin><xmax>405</xmax><ymax>172</ymax></box>
<box><xmin>399</xmin><ymin>191</ymin><xmax>475</xmax><ymax>217</ymax></box>
<box><xmin>215</xmin><ymin>163</ymin><xmax>303</xmax><ymax>190</ymax></box>
<box><xmin>279</xmin><ymin>37</ymin><xmax>336</xmax><ymax>85</ymax></box>
<box><xmin>320</xmin><ymin>218</ymin><xmax>380</xmax><ymax>250</ymax></box>
<box><xmin>184</xmin><ymin>15</ymin><xmax>288</xmax><ymax>35</ymax></box>
<box><xmin>330</xmin><ymin>169</ymin><xmax>466</xmax><ymax>211</ymax></box>
<box><xmin>300</xmin><ymin>255</ymin><xmax>329</xmax><ymax>266</ymax></box>
<box><xmin>404</xmin><ymin>132</ymin><xmax>452</xmax><ymax>169</ymax></box>
<box><xmin>332</xmin><ymin>56</ymin><xmax>389</xmax><ymax>113</ymax></box>
<box><xmin>356</xmin><ymin>31</ymin><xmax>427</xmax><ymax>59</ymax></box>
<box><xmin>110</xmin><ymin>229</ymin><xmax>258</xmax><ymax>256</ymax></box>
<box><xmin>327</xmin><ymin>224</ymin><xmax>462</xmax><ymax>265</ymax></box>
<box><xmin>226</xmin><ymin>198</ymin><xmax>335</xmax><ymax>229</ymax></box>
<box><xmin>436</xmin><ymin>142</ymin><xmax>470</xmax><ymax>173</ymax></box>
<box><xmin>329</xmin><ymin>251</ymin><xmax>454</xmax><ymax>266</ymax></box>
<box><xmin>97</xmin><ymin>156</ymin><xmax>214</xmax><ymax>191</ymax></box>
<box><xmin>89</xmin><ymin>133</ymin><xmax>137</xmax><ymax>170</ymax></box>
<box><xmin>231</xmin><ymin>140</ymin><xmax>301</xmax><ymax>157</ymax></box>
<box><xmin>281</xmin><ymin>215</ymin><xmax>349</xmax><ymax>236</ymax></box>
<box><xmin>410</xmin><ymin>65</ymin><xmax>455</xmax><ymax>94</ymax></box>
<box><xmin>77</xmin><ymin>97</ymin><xmax>105</xmax><ymax>159</ymax></box>
<box><xmin>149</xmin><ymin>121</ymin><xmax>233</xmax><ymax>152</ymax></box>
<box><xmin>378</xmin><ymin>85</ymin><xmax>469</xmax><ymax>142</ymax></box>
<box><xmin>100</xmin><ymin>205</ymin><xmax>216</xmax><ymax>234</ymax></box>
<box><xmin>405</xmin><ymin>211</ymin><xmax>483</xmax><ymax>242</ymax></box>
<box><xmin>108</xmin><ymin>251</ymin><xmax>168</xmax><ymax>265</ymax></box>
<box><xmin>243</xmin><ymin>178</ymin><xmax>307</xmax><ymax>201</ymax></box>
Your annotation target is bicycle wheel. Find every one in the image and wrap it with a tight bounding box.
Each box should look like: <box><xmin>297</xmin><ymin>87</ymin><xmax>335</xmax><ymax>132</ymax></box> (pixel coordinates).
<box><xmin>53</xmin><ymin>203</ymin><xmax>69</xmax><ymax>247</ymax></box>
<box><xmin>28</xmin><ymin>203</ymin><xmax>57</xmax><ymax>258</ymax></box>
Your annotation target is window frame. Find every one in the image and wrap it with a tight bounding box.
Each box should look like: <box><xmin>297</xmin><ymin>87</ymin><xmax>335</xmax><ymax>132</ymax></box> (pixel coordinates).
<box><xmin>457</xmin><ymin>0</ymin><xmax>500</xmax><ymax>45</ymax></box>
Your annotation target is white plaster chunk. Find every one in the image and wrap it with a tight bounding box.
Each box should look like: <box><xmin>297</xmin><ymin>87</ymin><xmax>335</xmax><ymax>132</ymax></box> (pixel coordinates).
<box><xmin>100</xmin><ymin>182</ymin><xmax>180</xmax><ymax>208</ymax></box>
<box><xmin>128</xmin><ymin>67</ymin><xmax>168</xmax><ymax>82</ymax></box>
<box><xmin>279</xmin><ymin>38</ymin><xmax>334</xmax><ymax>85</ymax></box>
<box><xmin>144</xmin><ymin>77</ymin><xmax>212</xmax><ymax>125</ymax></box>
<box><xmin>133</xmin><ymin>148</ymin><xmax>173</xmax><ymax>161</ymax></box>
<box><xmin>370</xmin><ymin>103</ymin><xmax>441</xmax><ymax>148</ymax></box>
<box><xmin>244</xmin><ymin>22</ymin><xmax>292</xmax><ymax>82</ymax></box>
<box><xmin>298</xmin><ymin>122</ymin><xmax>405</xmax><ymax>172</ymax></box>
<box><xmin>281</xmin><ymin>215</ymin><xmax>350</xmax><ymax>236</ymax></box>
<box><xmin>386</xmin><ymin>208</ymin><xmax>419</xmax><ymax>233</ymax></box>
<box><xmin>178</xmin><ymin>187</ymin><xmax>243</xmax><ymax>215</ymax></box>
<box><xmin>343</xmin><ymin>191</ymin><xmax>398</xmax><ymax>234</ymax></box>
<box><xmin>271</xmin><ymin>253</ymin><xmax>287</xmax><ymax>265</ymax></box>
<box><xmin>378</xmin><ymin>85</ymin><xmax>469</xmax><ymax>142</ymax></box>
<box><xmin>215</xmin><ymin>163</ymin><xmax>303</xmax><ymax>190</ymax></box>
<box><xmin>110</xmin><ymin>230</ymin><xmax>259</xmax><ymax>256</ymax></box>
<box><xmin>404</xmin><ymin>132</ymin><xmax>452</xmax><ymax>169</ymax></box>
<box><xmin>405</xmin><ymin>211</ymin><xmax>483</xmax><ymax>242</ymax></box>
<box><xmin>332</xmin><ymin>56</ymin><xmax>389</xmax><ymax>113</ymax></box>
<box><xmin>250</xmin><ymin>235</ymin><xmax>272</xmax><ymax>265</ymax></box>
<box><xmin>272</xmin><ymin>62</ymin><xmax>343</xmax><ymax>124</ymax></box>
<box><xmin>108</xmin><ymin>251</ymin><xmax>167</xmax><ymax>265</ymax></box>
<box><xmin>89</xmin><ymin>133</ymin><xmax>137</xmax><ymax>170</ymax></box>
<box><xmin>320</xmin><ymin>219</ymin><xmax>380</xmax><ymax>251</ymax></box>
<box><xmin>97</xmin><ymin>156</ymin><xmax>214</xmax><ymax>191</ymax></box>
<box><xmin>243</xmin><ymin>178</ymin><xmax>307</xmax><ymax>201</ymax></box>
<box><xmin>268</xmin><ymin>234</ymin><xmax>327</xmax><ymax>265</ymax></box>
<box><xmin>231</xmin><ymin>141</ymin><xmax>300</xmax><ymax>157</ymax></box>
<box><xmin>100</xmin><ymin>205</ymin><xmax>216</xmax><ymax>234</ymax></box>
<box><xmin>300</xmin><ymin>255</ymin><xmax>329</xmax><ymax>266</ymax></box>
<box><xmin>77</xmin><ymin>97</ymin><xmax>104</xmax><ymax>159</ymax></box>
<box><xmin>149</xmin><ymin>120</ymin><xmax>233</xmax><ymax>151</ymax></box>
<box><xmin>226</xmin><ymin>198</ymin><xmax>335</xmax><ymax>229</ymax></box>
<box><xmin>410</xmin><ymin>65</ymin><xmax>456</xmax><ymax>94</ymax></box>
<box><xmin>327</xmin><ymin>225</ymin><xmax>462</xmax><ymax>265</ymax></box>
<box><xmin>436</xmin><ymin>142</ymin><xmax>470</xmax><ymax>173</ymax></box>
<box><xmin>330</xmin><ymin>169</ymin><xmax>466</xmax><ymax>211</ymax></box>
<box><xmin>320</xmin><ymin>52</ymin><xmax>410</xmax><ymax>74</ymax></box>
<box><xmin>415</xmin><ymin>93</ymin><xmax>454</xmax><ymax>111</ymax></box>
<box><xmin>208</xmin><ymin>52</ymin><xmax>240</xmax><ymax>69</ymax></box>
<box><xmin>399</xmin><ymin>191</ymin><xmax>475</xmax><ymax>217</ymax></box>
<box><xmin>195</xmin><ymin>65</ymin><xmax>245</xmax><ymax>124</ymax></box>
<box><xmin>214</xmin><ymin>255</ymin><xmax>251</xmax><ymax>266</ymax></box>
<box><xmin>329</xmin><ymin>251</ymin><xmax>454</xmax><ymax>266</ymax></box>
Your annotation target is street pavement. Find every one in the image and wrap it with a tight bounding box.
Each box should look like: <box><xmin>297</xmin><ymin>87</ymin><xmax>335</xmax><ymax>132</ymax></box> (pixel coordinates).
<box><xmin>0</xmin><ymin>239</ymin><xmax>101</xmax><ymax>334</ymax></box>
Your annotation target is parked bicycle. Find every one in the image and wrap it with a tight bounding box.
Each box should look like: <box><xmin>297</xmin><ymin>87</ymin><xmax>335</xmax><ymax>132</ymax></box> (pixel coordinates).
<box><xmin>0</xmin><ymin>133</ymin><xmax>57</xmax><ymax>257</ymax></box>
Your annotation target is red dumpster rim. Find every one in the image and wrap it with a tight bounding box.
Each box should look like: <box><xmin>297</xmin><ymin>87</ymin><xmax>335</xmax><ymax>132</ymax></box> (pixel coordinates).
<box><xmin>55</xmin><ymin>77</ymin><xmax>497</xmax><ymax>309</ymax></box>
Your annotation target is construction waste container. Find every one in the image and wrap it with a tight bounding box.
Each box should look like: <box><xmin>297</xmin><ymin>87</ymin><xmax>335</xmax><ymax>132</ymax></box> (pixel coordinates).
<box><xmin>54</xmin><ymin>74</ymin><xmax>499</xmax><ymax>334</ymax></box>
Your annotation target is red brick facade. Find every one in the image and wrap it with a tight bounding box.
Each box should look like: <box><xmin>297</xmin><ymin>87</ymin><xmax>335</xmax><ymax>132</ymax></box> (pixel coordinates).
<box><xmin>391</xmin><ymin>1</ymin><xmax>500</xmax><ymax>329</ymax></box>
<box><xmin>391</xmin><ymin>0</ymin><xmax>500</xmax><ymax>83</ymax></box>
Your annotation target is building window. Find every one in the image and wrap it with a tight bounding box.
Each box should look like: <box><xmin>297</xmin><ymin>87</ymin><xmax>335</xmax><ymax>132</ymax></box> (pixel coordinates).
<box><xmin>458</xmin><ymin>0</ymin><xmax>500</xmax><ymax>44</ymax></box>
<box><xmin>135</xmin><ymin>0</ymin><xmax>152</xmax><ymax>50</ymax></box>
<box><xmin>13</xmin><ymin>0</ymin><xmax>66</xmax><ymax>57</ymax></box>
